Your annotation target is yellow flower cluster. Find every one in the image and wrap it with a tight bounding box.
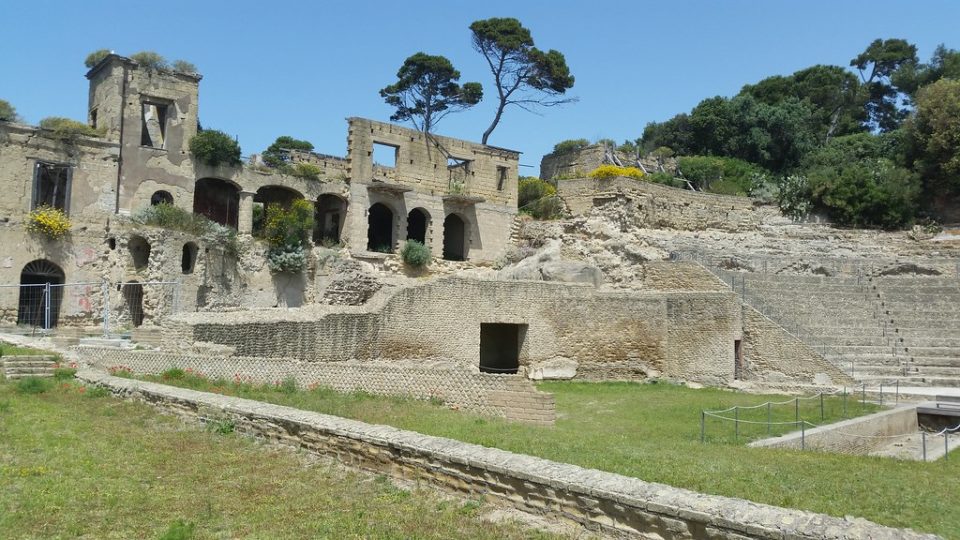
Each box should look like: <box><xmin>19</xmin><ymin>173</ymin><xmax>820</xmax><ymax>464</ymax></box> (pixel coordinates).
<box><xmin>25</xmin><ymin>205</ymin><xmax>71</xmax><ymax>239</ymax></box>
<box><xmin>588</xmin><ymin>164</ymin><xmax>645</xmax><ymax>180</ymax></box>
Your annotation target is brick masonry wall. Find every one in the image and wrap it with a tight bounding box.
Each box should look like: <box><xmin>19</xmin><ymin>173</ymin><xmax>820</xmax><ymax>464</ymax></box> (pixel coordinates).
<box><xmin>167</xmin><ymin>278</ymin><xmax>741</xmax><ymax>384</ymax></box>
<box><xmin>77</xmin><ymin>370</ymin><xmax>939</xmax><ymax>540</ymax></box>
<box><xmin>556</xmin><ymin>177</ymin><xmax>781</xmax><ymax>232</ymax></box>
<box><xmin>741</xmin><ymin>306</ymin><xmax>854</xmax><ymax>385</ymax></box>
<box><xmin>76</xmin><ymin>347</ymin><xmax>555</xmax><ymax>424</ymax></box>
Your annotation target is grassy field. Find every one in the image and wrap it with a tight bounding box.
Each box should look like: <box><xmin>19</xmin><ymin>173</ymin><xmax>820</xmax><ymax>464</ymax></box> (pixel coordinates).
<box><xmin>0</xmin><ymin>342</ymin><xmax>56</xmax><ymax>356</ymax></box>
<box><xmin>0</xmin><ymin>377</ymin><xmax>561</xmax><ymax>539</ymax></box>
<box><xmin>128</xmin><ymin>370</ymin><xmax>959</xmax><ymax>538</ymax></box>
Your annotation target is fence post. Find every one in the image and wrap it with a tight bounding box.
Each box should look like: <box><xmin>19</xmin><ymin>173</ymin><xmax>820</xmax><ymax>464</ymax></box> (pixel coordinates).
<box><xmin>734</xmin><ymin>407</ymin><xmax>739</xmax><ymax>442</ymax></box>
<box><xmin>922</xmin><ymin>431</ymin><xmax>927</xmax><ymax>462</ymax></box>
<box><xmin>947</xmin><ymin>433</ymin><xmax>950</xmax><ymax>462</ymax></box>
<box><xmin>700</xmin><ymin>411</ymin><xmax>705</xmax><ymax>443</ymax></box>
<box><xmin>795</xmin><ymin>397</ymin><xmax>799</xmax><ymax>423</ymax></box>
<box><xmin>767</xmin><ymin>402</ymin><xmax>772</xmax><ymax>435</ymax></box>
<box><xmin>842</xmin><ymin>387</ymin><xmax>847</xmax><ymax>417</ymax></box>
<box><xmin>820</xmin><ymin>393</ymin><xmax>825</xmax><ymax>421</ymax></box>
<box><xmin>801</xmin><ymin>422</ymin><xmax>806</xmax><ymax>450</ymax></box>
<box><xmin>43</xmin><ymin>282</ymin><xmax>51</xmax><ymax>331</ymax></box>
<box><xmin>102</xmin><ymin>281</ymin><xmax>110</xmax><ymax>338</ymax></box>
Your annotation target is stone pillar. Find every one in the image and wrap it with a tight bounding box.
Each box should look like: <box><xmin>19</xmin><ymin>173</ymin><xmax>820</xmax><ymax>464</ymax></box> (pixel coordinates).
<box><xmin>238</xmin><ymin>191</ymin><xmax>256</xmax><ymax>235</ymax></box>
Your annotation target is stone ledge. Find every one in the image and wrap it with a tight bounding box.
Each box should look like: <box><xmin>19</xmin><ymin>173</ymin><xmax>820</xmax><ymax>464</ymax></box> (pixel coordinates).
<box><xmin>76</xmin><ymin>369</ymin><xmax>939</xmax><ymax>540</ymax></box>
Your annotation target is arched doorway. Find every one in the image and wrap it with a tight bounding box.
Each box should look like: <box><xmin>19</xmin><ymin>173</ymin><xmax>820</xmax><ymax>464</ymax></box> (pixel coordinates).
<box><xmin>253</xmin><ymin>185</ymin><xmax>304</xmax><ymax>237</ymax></box>
<box><xmin>181</xmin><ymin>242</ymin><xmax>198</xmax><ymax>274</ymax></box>
<box><xmin>193</xmin><ymin>178</ymin><xmax>240</xmax><ymax>228</ymax></box>
<box><xmin>122</xmin><ymin>282</ymin><xmax>144</xmax><ymax>327</ymax></box>
<box><xmin>17</xmin><ymin>260</ymin><xmax>64</xmax><ymax>329</ymax></box>
<box><xmin>314</xmin><ymin>194</ymin><xmax>348</xmax><ymax>245</ymax></box>
<box><xmin>442</xmin><ymin>213</ymin><xmax>467</xmax><ymax>261</ymax></box>
<box><xmin>150</xmin><ymin>190</ymin><xmax>173</xmax><ymax>206</ymax></box>
<box><xmin>406</xmin><ymin>208</ymin><xmax>429</xmax><ymax>244</ymax></box>
<box><xmin>367</xmin><ymin>203</ymin><xmax>394</xmax><ymax>253</ymax></box>
<box><xmin>128</xmin><ymin>235</ymin><xmax>151</xmax><ymax>270</ymax></box>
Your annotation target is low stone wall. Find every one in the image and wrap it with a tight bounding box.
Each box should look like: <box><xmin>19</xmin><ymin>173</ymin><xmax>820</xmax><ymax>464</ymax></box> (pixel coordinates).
<box><xmin>75</xmin><ymin>347</ymin><xmax>555</xmax><ymax>425</ymax></box>
<box><xmin>556</xmin><ymin>177</ymin><xmax>781</xmax><ymax>232</ymax></box>
<box><xmin>77</xmin><ymin>370</ymin><xmax>937</xmax><ymax>540</ymax></box>
<box><xmin>749</xmin><ymin>406</ymin><xmax>918</xmax><ymax>454</ymax></box>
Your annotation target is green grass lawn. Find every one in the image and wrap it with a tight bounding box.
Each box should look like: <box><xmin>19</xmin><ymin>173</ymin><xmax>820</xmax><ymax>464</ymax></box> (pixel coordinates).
<box><xmin>129</xmin><ymin>370</ymin><xmax>959</xmax><ymax>538</ymax></box>
<box><xmin>0</xmin><ymin>341</ymin><xmax>56</xmax><ymax>356</ymax></box>
<box><xmin>0</xmin><ymin>378</ymin><xmax>561</xmax><ymax>539</ymax></box>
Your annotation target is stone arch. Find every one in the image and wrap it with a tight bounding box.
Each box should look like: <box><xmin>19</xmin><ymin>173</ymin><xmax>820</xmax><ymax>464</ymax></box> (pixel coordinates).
<box><xmin>367</xmin><ymin>202</ymin><xmax>395</xmax><ymax>253</ymax></box>
<box><xmin>314</xmin><ymin>194</ymin><xmax>348</xmax><ymax>245</ymax></box>
<box><xmin>122</xmin><ymin>282</ymin><xmax>144</xmax><ymax>327</ymax></box>
<box><xmin>150</xmin><ymin>190</ymin><xmax>173</xmax><ymax>206</ymax></box>
<box><xmin>128</xmin><ymin>235</ymin><xmax>151</xmax><ymax>270</ymax></box>
<box><xmin>193</xmin><ymin>178</ymin><xmax>240</xmax><ymax>228</ymax></box>
<box><xmin>253</xmin><ymin>185</ymin><xmax>304</xmax><ymax>236</ymax></box>
<box><xmin>181</xmin><ymin>242</ymin><xmax>198</xmax><ymax>274</ymax></box>
<box><xmin>442</xmin><ymin>213</ymin><xmax>468</xmax><ymax>261</ymax></box>
<box><xmin>406</xmin><ymin>207</ymin><xmax>430</xmax><ymax>245</ymax></box>
<box><xmin>17</xmin><ymin>259</ymin><xmax>64</xmax><ymax>329</ymax></box>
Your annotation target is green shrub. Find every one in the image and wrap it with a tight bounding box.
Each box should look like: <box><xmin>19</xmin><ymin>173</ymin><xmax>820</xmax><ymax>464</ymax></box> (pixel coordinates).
<box><xmin>646</xmin><ymin>172</ymin><xmax>686</xmax><ymax>188</ymax></box>
<box><xmin>158</xmin><ymin>519</ymin><xmax>196</xmax><ymax>540</ymax></box>
<box><xmin>264</xmin><ymin>199</ymin><xmax>314</xmax><ymax>249</ymax></box>
<box><xmin>401</xmin><ymin>240</ymin><xmax>431</xmax><ymax>267</ymax></box>
<box><xmin>161</xmin><ymin>368</ymin><xmax>186</xmax><ymax>381</ymax></box>
<box><xmin>16</xmin><ymin>377</ymin><xmax>53</xmax><ymax>395</ymax></box>
<box><xmin>289</xmin><ymin>162</ymin><xmax>323</xmax><ymax>180</ymax></box>
<box><xmin>208</xmin><ymin>418</ymin><xmax>235</xmax><ymax>435</ymax></box>
<box><xmin>84</xmin><ymin>49</ymin><xmax>111</xmax><ymax>68</ymax></box>
<box><xmin>189</xmin><ymin>130</ymin><xmax>241</xmax><ymax>167</ymax></box>
<box><xmin>518</xmin><ymin>177</ymin><xmax>562</xmax><ymax>219</ymax></box>
<box><xmin>807</xmin><ymin>159</ymin><xmax>920</xmax><ymax>229</ymax></box>
<box><xmin>262</xmin><ymin>136</ymin><xmax>315</xmax><ymax>168</ymax></box>
<box><xmin>0</xmin><ymin>98</ymin><xmax>21</xmax><ymax>122</ymax></box>
<box><xmin>53</xmin><ymin>367</ymin><xmax>77</xmax><ymax>381</ymax></box>
<box><xmin>777</xmin><ymin>174</ymin><xmax>813</xmax><ymax>219</ymax></box>
<box><xmin>131</xmin><ymin>203</ymin><xmax>241</xmax><ymax>257</ymax></box>
<box><xmin>277</xmin><ymin>377</ymin><xmax>298</xmax><ymax>394</ymax></box>
<box><xmin>678</xmin><ymin>156</ymin><xmax>763</xmax><ymax>194</ymax></box>
<box><xmin>130</xmin><ymin>51</ymin><xmax>168</xmax><ymax>71</ymax></box>
<box><xmin>551</xmin><ymin>138</ymin><xmax>590</xmax><ymax>154</ymax></box>
<box><xmin>266</xmin><ymin>245</ymin><xmax>307</xmax><ymax>273</ymax></box>
<box><xmin>171</xmin><ymin>60</ymin><xmax>198</xmax><ymax>74</ymax></box>
<box><xmin>39</xmin><ymin>117</ymin><xmax>103</xmax><ymax>140</ymax></box>
<box><xmin>84</xmin><ymin>386</ymin><xmax>111</xmax><ymax>399</ymax></box>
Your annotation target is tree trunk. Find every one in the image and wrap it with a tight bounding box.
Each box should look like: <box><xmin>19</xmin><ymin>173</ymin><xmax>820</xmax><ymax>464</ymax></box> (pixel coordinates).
<box><xmin>481</xmin><ymin>100</ymin><xmax>507</xmax><ymax>145</ymax></box>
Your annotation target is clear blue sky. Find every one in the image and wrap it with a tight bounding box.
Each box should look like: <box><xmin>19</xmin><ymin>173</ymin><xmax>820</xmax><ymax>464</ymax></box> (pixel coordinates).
<box><xmin>2</xmin><ymin>1</ymin><xmax>957</xmax><ymax>174</ymax></box>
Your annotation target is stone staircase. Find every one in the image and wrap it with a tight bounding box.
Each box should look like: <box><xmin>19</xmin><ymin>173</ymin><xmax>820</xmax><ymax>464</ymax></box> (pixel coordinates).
<box><xmin>873</xmin><ymin>277</ymin><xmax>960</xmax><ymax>387</ymax></box>
<box><xmin>1</xmin><ymin>355</ymin><xmax>58</xmax><ymax>379</ymax></box>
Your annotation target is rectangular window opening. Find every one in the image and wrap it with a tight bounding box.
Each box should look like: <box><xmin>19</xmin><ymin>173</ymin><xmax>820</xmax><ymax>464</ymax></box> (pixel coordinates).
<box><xmin>33</xmin><ymin>162</ymin><xmax>72</xmax><ymax>213</ymax></box>
<box><xmin>497</xmin><ymin>166</ymin><xmax>508</xmax><ymax>190</ymax></box>
<box><xmin>372</xmin><ymin>142</ymin><xmax>398</xmax><ymax>168</ymax></box>
<box><xmin>734</xmin><ymin>339</ymin><xmax>743</xmax><ymax>380</ymax></box>
<box><xmin>141</xmin><ymin>101</ymin><xmax>169</xmax><ymax>148</ymax></box>
<box><xmin>480</xmin><ymin>323</ymin><xmax>526</xmax><ymax>374</ymax></box>
<box><xmin>89</xmin><ymin>108</ymin><xmax>98</xmax><ymax>130</ymax></box>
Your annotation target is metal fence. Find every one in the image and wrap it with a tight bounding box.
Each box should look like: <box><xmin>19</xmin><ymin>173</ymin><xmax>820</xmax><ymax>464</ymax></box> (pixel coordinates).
<box><xmin>0</xmin><ymin>280</ymin><xmax>183</xmax><ymax>337</ymax></box>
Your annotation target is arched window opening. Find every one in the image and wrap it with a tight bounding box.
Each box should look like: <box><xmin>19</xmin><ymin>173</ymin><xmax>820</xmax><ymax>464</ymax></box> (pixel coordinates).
<box><xmin>181</xmin><ymin>242</ymin><xmax>198</xmax><ymax>274</ymax></box>
<box><xmin>442</xmin><ymin>213</ymin><xmax>467</xmax><ymax>261</ymax></box>
<box><xmin>367</xmin><ymin>203</ymin><xmax>394</xmax><ymax>253</ymax></box>
<box><xmin>193</xmin><ymin>178</ymin><xmax>240</xmax><ymax>228</ymax></box>
<box><xmin>150</xmin><ymin>190</ymin><xmax>173</xmax><ymax>206</ymax></box>
<box><xmin>314</xmin><ymin>194</ymin><xmax>348</xmax><ymax>246</ymax></box>
<box><xmin>128</xmin><ymin>235</ymin><xmax>151</xmax><ymax>270</ymax></box>
<box><xmin>17</xmin><ymin>260</ymin><xmax>65</xmax><ymax>329</ymax></box>
<box><xmin>406</xmin><ymin>208</ymin><xmax>429</xmax><ymax>244</ymax></box>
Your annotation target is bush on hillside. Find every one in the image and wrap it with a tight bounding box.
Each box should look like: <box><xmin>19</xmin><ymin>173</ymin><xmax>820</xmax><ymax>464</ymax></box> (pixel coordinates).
<box><xmin>189</xmin><ymin>130</ymin><xmax>241</xmax><ymax>167</ymax></box>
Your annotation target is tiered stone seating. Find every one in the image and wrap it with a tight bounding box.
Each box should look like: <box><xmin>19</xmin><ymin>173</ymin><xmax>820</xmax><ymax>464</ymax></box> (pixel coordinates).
<box><xmin>874</xmin><ymin>278</ymin><xmax>960</xmax><ymax>387</ymax></box>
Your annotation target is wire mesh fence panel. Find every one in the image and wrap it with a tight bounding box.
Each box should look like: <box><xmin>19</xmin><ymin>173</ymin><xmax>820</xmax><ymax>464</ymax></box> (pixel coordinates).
<box><xmin>51</xmin><ymin>282</ymin><xmax>102</xmax><ymax>329</ymax></box>
<box><xmin>0</xmin><ymin>283</ymin><xmax>49</xmax><ymax>331</ymax></box>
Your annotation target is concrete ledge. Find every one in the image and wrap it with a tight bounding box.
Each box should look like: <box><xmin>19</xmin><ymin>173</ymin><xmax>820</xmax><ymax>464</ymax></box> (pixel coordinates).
<box><xmin>77</xmin><ymin>369</ymin><xmax>938</xmax><ymax>540</ymax></box>
<box><xmin>749</xmin><ymin>405</ymin><xmax>917</xmax><ymax>454</ymax></box>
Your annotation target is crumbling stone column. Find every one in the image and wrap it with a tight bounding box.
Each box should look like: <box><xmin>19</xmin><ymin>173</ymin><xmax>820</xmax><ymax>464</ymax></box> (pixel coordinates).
<box><xmin>238</xmin><ymin>191</ymin><xmax>255</xmax><ymax>234</ymax></box>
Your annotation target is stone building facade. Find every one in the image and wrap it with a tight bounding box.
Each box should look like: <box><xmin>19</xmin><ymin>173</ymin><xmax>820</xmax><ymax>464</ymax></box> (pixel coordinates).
<box><xmin>0</xmin><ymin>54</ymin><xmax>519</xmax><ymax>330</ymax></box>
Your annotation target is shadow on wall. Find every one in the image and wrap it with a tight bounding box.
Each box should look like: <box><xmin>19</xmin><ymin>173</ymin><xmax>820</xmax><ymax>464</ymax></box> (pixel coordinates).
<box><xmin>271</xmin><ymin>272</ymin><xmax>306</xmax><ymax>308</ymax></box>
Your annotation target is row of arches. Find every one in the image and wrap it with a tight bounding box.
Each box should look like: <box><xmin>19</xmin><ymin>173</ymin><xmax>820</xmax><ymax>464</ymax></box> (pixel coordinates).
<box><xmin>367</xmin><ymin>203</ymin><xmax>468</xmax><ymax>261</ymax></box>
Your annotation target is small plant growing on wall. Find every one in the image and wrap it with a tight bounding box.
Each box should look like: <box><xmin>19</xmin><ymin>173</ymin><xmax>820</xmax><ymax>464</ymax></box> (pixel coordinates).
<box><xmin>401</xmin><ymin>240</ymin><xmax>431</xmax><ymax>267</ymax></box>
<box><xmin>588</xmin><ymin>164</ymin><xmax>644</xmax><ymax>180</ymax></box>
<box><xmin>264</xmin><ymin>199</ymin><xmax>314</xmax><ymax>273</ymax></box>
<box><xmin>39</xmin><ymin>117</ymin><xmax>105</xmax><ymax>140</ymax></box>
<box><xmin>25</xmin><ymin>205</ymin><xmax>71</xmax><ymax>239</ymax></box>
<box><xmin>188</xmin><ymin>130</ymin><xmax>242</xmax><ymax>167</ymax></box>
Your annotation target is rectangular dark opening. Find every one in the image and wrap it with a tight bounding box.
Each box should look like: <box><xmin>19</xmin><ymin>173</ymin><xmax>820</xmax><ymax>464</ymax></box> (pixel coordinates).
<box><xmin>372</xmin><ymin>142</ymin><xmax>398</xmax><ymax>168</ymax></box>
<box><xmin>734</xmin><ymin>339</ymin><xmax>743</xmax><ymax>380</ymax></box>
<box><xmin>480</xmin><ymin>323</ymin><xmax>525</xmax><ymax>374</ymax></box>
<box><xmin>141</xmin><ymin>101</ymin><xmax>169</xmax><ymax>148</ymax></box>
<box><xmin>33</xmin><ymin>162</ymin><xmax>72</xmax><ymax>213</ymax></box>
<box><xmin>496</xmin><ymin>166</ymin><xmax>507</xmax><ymax>190</ymax></box>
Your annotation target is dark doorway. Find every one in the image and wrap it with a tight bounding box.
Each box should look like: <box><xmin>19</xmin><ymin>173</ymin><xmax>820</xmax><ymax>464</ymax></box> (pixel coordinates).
<box><xmin>734</xmin><ymin>339</ymin><xmax>743</xmax><ymax>380</ymax></box>
<box><xmin>406</xmin><ymin>208</ymin><xmax>429</xmax><ymax>244</ymax></box>
<box><xmin>442</xmin><ymin>213</ymin><xmax>467</xmax><ymax>261</ymax></box>
<box><xmin>314</xmin><ymin>194</ymin><xmax>348</xmax><ymax>245</ymax></box>
<box><xmin>128</xmin><ymin>235</ymin><xmax>151</xmax><ymax>270</ymax></box>
<box><xmin>17</xmin><ymin>260</ymin><xmax>64</xmax><ymax>329</ymax></box>
<box><xmin>367</xmin><ymin>203</ymin><xmax>394</xmax><ymax>253</ymax></box>
<box><xmin>193</xmin><ymin>178</ymin><xmax>240</xmax><ymax>229</ymax></box>
<box><xmin>181</xmin><ymin>242</ymin><xmax>198</xmax><ymax>274</ymax></box>
<box><xmin>123</xmin><ymin>282</ymin><xmax>144</xmax><ymax>327</ymax></box>
<box><xmin>480</xmin><ymin>323</ymin><xmax>525</xmax><ymax>374</ymax></box>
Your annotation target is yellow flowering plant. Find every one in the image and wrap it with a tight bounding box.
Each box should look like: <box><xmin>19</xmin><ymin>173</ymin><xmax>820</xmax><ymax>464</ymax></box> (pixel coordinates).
<box><xmin>588</xmin><ymin>164</ymin><xmax>645</xmax><ymax>180</ymax></box>
<box><xmin>26</xmin><ymin>205</ymin><xmax>71</xmax><ymax>239</ymax></box>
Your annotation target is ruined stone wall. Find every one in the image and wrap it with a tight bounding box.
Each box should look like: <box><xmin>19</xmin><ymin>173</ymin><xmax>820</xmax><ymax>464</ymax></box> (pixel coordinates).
<box><xmin>79</xmin><ymin>370</ymin><xmax>935</xmax><ymax>540</ymax></box>
<box><xmin>557</xmin><ymin>177</ymin><xmax>780</xmax><ymax>232</ymax></box>
<box><xmin>76</xmin><ymin>348</ymin><xmax>556</xmax><ymax>424</ymax></box>
<box><xmin>741</xmin><ymin>306</ymin><xmax>854</xmax><ymax>386</ymax></box>
<box><xmin>640</xmin><ymin>261</ymin><xmax>729</xmax><ymax>291</ymax></box>
<box><xmin>167</xmin><ymin>278</ymin><xmax>742</xmax><ymax>384</ymax></box>
<box><xmin>539</xmin><ymin>145</ymin><xmax>606</xmax><ymax>180</ymax></box>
